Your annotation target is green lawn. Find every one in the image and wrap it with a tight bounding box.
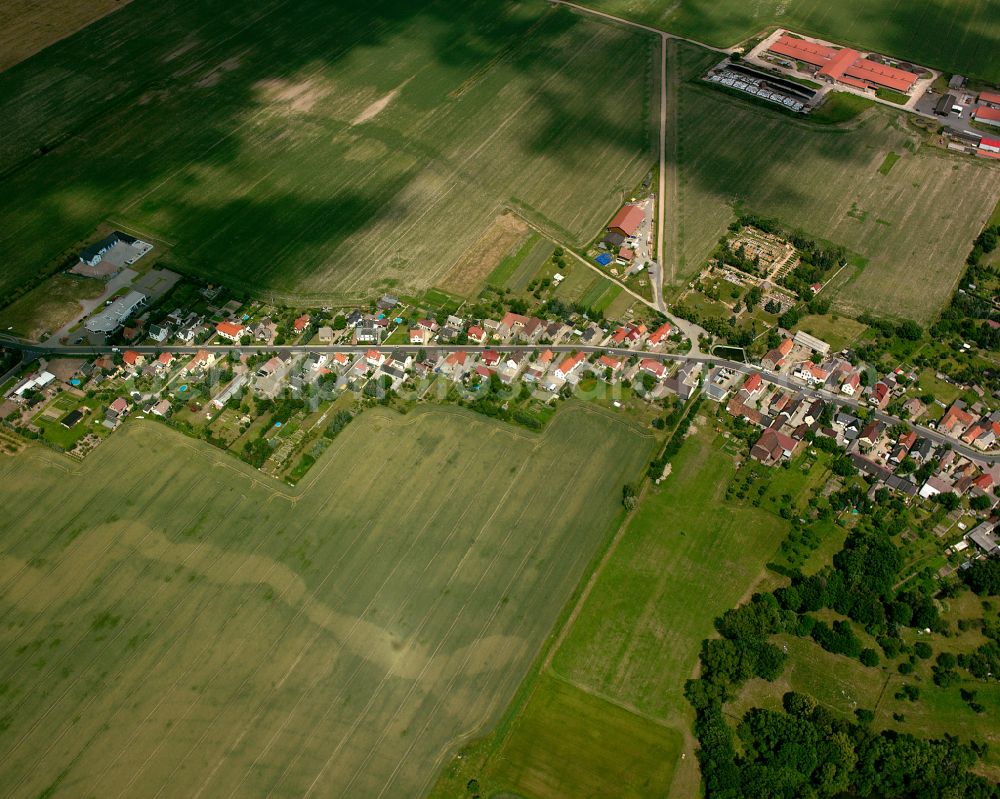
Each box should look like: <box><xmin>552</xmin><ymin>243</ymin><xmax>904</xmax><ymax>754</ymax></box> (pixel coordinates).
<box><xmin>793</xmin><ymin>314</ymin><xmax>868</xmax><ymax>351</ymax></box>
<box><xmin>876</xmin><ymin>87</ymin><xmax>911</xmax><ymax>105</ymax></box>
<box><xmin>0</xmin><ymin>1</ymin><xmax>657</xmax><ymax>304</ymax></box>
<box><xmin>0</xmin><ymin>403</ymin><xmax>654</xmax><ymax>798</ymax></box>
<box><xmin>878</xmin><ymin>150</ymin><xmax>901</xmax><ymax>174</ymax></box>
<box><xmin>575</xmin><ymin>0</ymin><xmax>1000</xmax><ymax>82</ymax></box>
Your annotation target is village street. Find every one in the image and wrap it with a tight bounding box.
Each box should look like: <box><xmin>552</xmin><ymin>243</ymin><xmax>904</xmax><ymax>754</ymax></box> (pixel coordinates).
<box><xmin>4</xmin><ymin>333</ymin><xmax>999</xmax><ymax>465</ymax></box>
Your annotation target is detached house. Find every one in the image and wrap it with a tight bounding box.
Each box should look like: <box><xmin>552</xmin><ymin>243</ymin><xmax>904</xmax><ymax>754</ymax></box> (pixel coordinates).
<box><xmin>646</xmin><ymin>322</ymin><xmax>672</xmax><ymax>349</ymax></box>
<box><xmin>598</xmin><ymin>354</ymin><xmax>623</xmax><ymax>376</ymax></box>
<box><xmin>441</xmin><ymin>351</ymin><xmax>469</xmax><ymax>379</ymax></box>
<box><xmin>216</xmin><ymin>321</ymin><xmax>246</xmax><ymax>342</ymax></box>
<box><xmin>183</xmin><ymin>349</ymin><xmax>214</xmax><ymax>376</ymax></box>
<box><xmin>840</xmin><ymin>372</ymin><xmax>861</xmax><ymax>396</ymax></box>
<box><xmin>638</xmin><ymin>358</ymin><xmax>666</xmax><ymax>381</ymax></box>
<box><xmin>409</xmin><ymin>328</ymin><xmax>430</xmax><ymax>345</ymax></box>
<box><xmin>154</xmin><ymin>352</ymin><xmax>175</xmax><ymax>373</ymax></box>
<box><xmin>750</xmin><ymin>428</ymin><xmax>799</xmax><ymax>465</ymax></box>
<box><xmin>555</xmin><ymin>352</ymin><xmax>587</xmax><ymax>381</ymax></box>
<box><xmin>869</xmin><ymin>381</ymin><xmax>891</xmax><ymax>410</ymax></box>
<box><xmin>467</xmin><ymin>325</ymin><xmax>487</xmax><ymax>345</ymax></box>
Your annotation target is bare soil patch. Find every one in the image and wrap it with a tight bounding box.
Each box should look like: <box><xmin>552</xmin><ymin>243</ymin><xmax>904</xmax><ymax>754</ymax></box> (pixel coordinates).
<box><xmin>440</xmin><ymin>213</ymin><xmax>529</xmax><ymax>297</ymax></box>
<box><xmin>0</xmin><ymin>0</ymin><xmax>133</xmax><ymax>72</ymax></box>
<box><xmin>254</xmin><ymin>77</ymin><xmax>328</xmax><ymax>114</ymax></box>
<box><xmin>351</xmin><ymin>79</ymin><xmax>410</xmax><ymax>125</ymax></box>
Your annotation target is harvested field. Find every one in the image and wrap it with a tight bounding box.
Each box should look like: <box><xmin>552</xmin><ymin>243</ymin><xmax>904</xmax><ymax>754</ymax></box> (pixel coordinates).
<box><xmin>0</xmin><ymin>0</ymin><xmax>657</xmax><ymax>304</ymax></box>
<box><xmin>441</xmin><ymin>213</ymin><xmax>529</xmax><ymax>297</ymax></box>
<box><xmin>0</xmin><ymin>403</ymin><xmax>653</xmax><ymax>798</ymax></box>
<box><xmin>0</xmin><ymin>0</ymin><xmax>132</xmax><ymax>72</ymax></box>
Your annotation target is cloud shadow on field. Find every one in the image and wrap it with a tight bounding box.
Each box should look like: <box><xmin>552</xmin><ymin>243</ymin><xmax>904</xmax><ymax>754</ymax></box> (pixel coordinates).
<box><xmin>0</xmin><ymin>0</ymin><xmax>996</xmax><ymax>304</ymax></box>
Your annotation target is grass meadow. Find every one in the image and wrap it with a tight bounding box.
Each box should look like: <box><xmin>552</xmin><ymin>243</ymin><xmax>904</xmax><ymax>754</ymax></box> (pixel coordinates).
<box><xmin>0</xmin><ymin>0</ymin><xmax>656</xmax><ymax>304</ymax></box>
<box><xmin>0</xmin><ymin>403</ymin><xmax>653</xmax><ymax>798</ymax></box>
<box><xmin>669</xmin><ymin>43</ymin><xmax>1000</xmax><ymax>323</ymax></box>
<box><xmin>550</xmin><ymin>421</ymin><xmax>787</xmax><ymax>721</ymax></box>
<box><xmin>576</xmin><ymin>0</ymin><xmax>1000</xmax><ymax>82</ymax></box>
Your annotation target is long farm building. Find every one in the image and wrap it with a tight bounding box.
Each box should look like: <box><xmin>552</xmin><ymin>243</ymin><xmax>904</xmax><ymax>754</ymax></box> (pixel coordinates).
<box><xmin>768</xmin><ymin>33</ymin><xmax>919</xmax><ymax>94</ymax></box>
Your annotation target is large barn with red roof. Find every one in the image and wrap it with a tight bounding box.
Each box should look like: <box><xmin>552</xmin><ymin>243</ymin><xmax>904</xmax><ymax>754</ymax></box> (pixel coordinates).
<box><xmin>606</xmin><ymin>205</ymin><xmax>645</xmax><ymax>237</ymax></box>
<box><xmin>767</xmin><ymin>33</ymin><xmax>919</xmax><ymax>94</ymax></box>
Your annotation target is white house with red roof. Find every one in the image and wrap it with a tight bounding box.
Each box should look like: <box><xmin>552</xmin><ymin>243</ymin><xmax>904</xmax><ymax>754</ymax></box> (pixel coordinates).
<box><xmin>638</xmin><ymin>358</ymin><xmax>666</xmax><ymax>380</ymax></box>
<box><xmin>152</xmin><ymin>352</ymin><xmax>175</xmax><ymax>373</ymax></box>
<box><xmin>598</xmin><ymin>354</ymin><xmax>623</xmax><ymax>375</ymax></box>
<box><xmin>409</xmin><ymin>328</ymin><xmax>430</xmax><ymax>345</ymax></box>
<box><xmin>555</xmin><ymin>352</ymin><xmax>586</xmax><ymax>381</ymax></box>
<box><xmin>122</xmin><ymin>350</ymin><xmax>143</xmax><ymax>367</ymax></box>
<box><xmin>840</xmin><ymin>371</ymin><xmax>861</xmax><ymax>396</ymax></box>
<box><xmin>365</xmin><ymin>349</ymin><xmax>386</xmax><ymax>368</ymax></box>
<box><xmin>646</xmin><ymin>322</ymin><xmax>672</xmax><ymax>349</ymax></box>
<box><xmin>793</xmin><ymin>361</ymin><xmax>830</xmax><ymax>386</ymax></box>
<box><xmin>216</xmin><ymin>321</ymin><xmax>246</xmax><ymax>342</ymax></box>
<box><xmin>467</xmin><ymin>325</ymin><xmax>487</xmax><ymax>344</ymax></box>
<box><xmin>742</xmin><ymin>372</ymin><xmax>763</xmax><ymax>398</ymax></box>
<box><xmin>293</xmin><ymin>314</ymin><xmax>311</xmax><ymax>333</ymax></box>
<box><xmin>441</xmin><ymin>351</ymin><xmax>469</xmax><ymax>379</ymax></box>
<box><xmin>481</xmin><ymin>349</ymin><xmax>501</xmax><ymax>367</ymax></box>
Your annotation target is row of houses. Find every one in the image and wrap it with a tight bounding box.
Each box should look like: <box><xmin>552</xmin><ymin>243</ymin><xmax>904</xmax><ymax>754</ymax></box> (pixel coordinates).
<box><xmin>721</xmin><ymin>369</ymin><xmax>998</xmax><ymax>506</ymax></box>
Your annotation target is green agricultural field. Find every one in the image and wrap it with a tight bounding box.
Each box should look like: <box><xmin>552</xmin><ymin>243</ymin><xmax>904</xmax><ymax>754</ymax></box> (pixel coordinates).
<box><xmin>670</xmin><ymin>43</ymin><xmax>1000</xmax><ymax>324</ymax></box>
<box><xmin>0</xmin><ymin>0</ymin><xmax>656</xmax><ymax>305</ymax></box>
<box><xmin>0</xmin><ymin>403</ymin><xmax>653</xmax><ymax>798</ymax></box>
<box><xmin>575</xmin><ymin>0</ymin><xmax>1000</xmax><ymax>82</ymax></box>
<box><xmin>433</xmin><ymin>673</ymin><xmax>681</xmax><ymax>798</ymax></box>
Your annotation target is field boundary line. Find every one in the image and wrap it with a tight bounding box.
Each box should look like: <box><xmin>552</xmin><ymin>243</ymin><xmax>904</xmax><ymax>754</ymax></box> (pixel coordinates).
<box><xmin>372</xmin><ymin>451</ymin><xmax>617</xmax><ymax>798</ymax></box>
